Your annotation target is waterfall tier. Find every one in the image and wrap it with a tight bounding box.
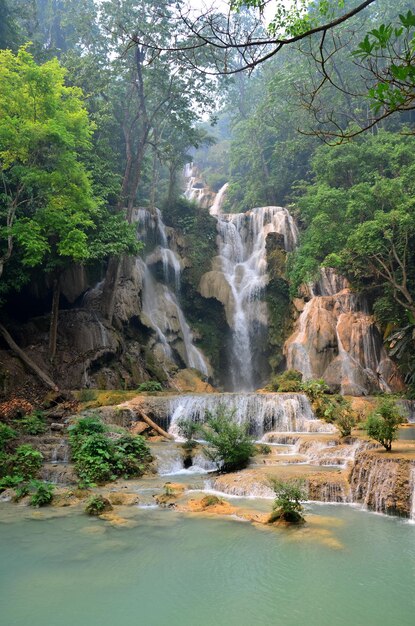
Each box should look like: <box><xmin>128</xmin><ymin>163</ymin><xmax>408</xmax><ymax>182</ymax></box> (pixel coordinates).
<box><xmin>167</xmin><ymin>392</ymin><xmax>334</xmax><ymax>438</ymax></box>
<box><xmin>135</xmin><ymin>207</ymin><xmax>210</xmax><ymax>377</ymax></box>
<box><xmin>198</xmin><ymin>180</ymin><xmax>298</xmax><ymax>391</ymax></box>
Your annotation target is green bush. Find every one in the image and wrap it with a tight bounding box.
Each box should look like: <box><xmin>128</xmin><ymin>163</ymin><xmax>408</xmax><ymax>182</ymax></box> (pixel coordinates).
<box><xmin>12</xmin><ymin>445</ymin><xmax>43</xmax><ymax>480</ymax></box>
<box><xmin>300</xmin><ymin>379</ymin><xmax>330</xmax><ymax>401</ymax></box>
<box><xmin>269</xmin><ymin>479</ymin><xmax>306</xmax><ymax>524</ymax></box>
<box><xmin>365</xmin><ymin>397</ymin><xmax>405</xmax><ymax>451</ymax></box>
<box><xmin>113</xmin><ymin>434</ymin><xmax>152</xmax><ymax>477</ymax></box>
<box><xmin>137</xmin><ymin>381</ymin><xmax>163</xmax><ymax>392</ymax></box>
<box><xmin>30</xmin><ymin>481</ymin><xmax>54</xmax><ymax>507</ymax></box>
<box><xmin>17</xmin><ymin>411</ymin><xmax>47</xmax><ymax>435</ymax></box>
<box><xmin>270</xmin><ymin>369</ymin><xmax>303</xmax><ymax>392</ymax></box>
<box><xmin>176</xmin><ymin>419</ymin><xmax>200</xmax><ymax>444</ymax></box>
<box><xmin>0</xmin><ymin>423</ymin><xmax>17</xmax><ymax>450</ymax></box>
<box><xmin>256</xmin><ymin>443</ymin><xmax>272</xmax><ymax>455</ymax></box>
<box><xmin>334</xmin><ymin>399</ymin><xmax>356</xmax><ymax>437</ymax></box>
<box><xmin>201</xmin><ymin>407</ymin><xmax>256</xmax><ymax>473</ymax></box>
<box><xmin>0</xmin><ymin>474</ymin><xmax>25</xmax><ymax>491</ymax></box>
<box><xmin>70</xmin><ymin>417</ymin><xmax>152</xmax><ymax>484</ymax></box>
<box><xmin>85</xmin><ymin>495</ymin><xmax>112</xmax><ymax>516</ymax></box>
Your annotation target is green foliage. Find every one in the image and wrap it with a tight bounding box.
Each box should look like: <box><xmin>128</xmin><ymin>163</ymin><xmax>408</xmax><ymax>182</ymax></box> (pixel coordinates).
<box><xmin>269</xmin><ymin>479</ymin><xmax>306</xmax><ymax>524</ymax></box>
<box><xmin>0</xmin><ymin>474</ymin><xmax>24</xmax><ymax>491</ymax></box>
<box><xmin>85</xmin><ymin>495</ymin><xmax>112</xmax><ymax>516</ymax></box>
<box><xmin>69</xmin><ymin>415</ymin><xmax>152</xmax><ymax>484</ymax></box>
<box><xmin>12</xmin><ymin>444</ymin><xmax>43</xmax><ymax>480</ymax></box>
<box><xmin>16</xmin><ymin>411</ymin><xmax>46</xmax><ymax>435</ymax></box>
<box><xmin>113</xmin><ymin>434</ymin><xmax>152</xmax><ymax>478</ymax></box>
<box><xmin>270</xmin><ymin>369</ymin><xmax>303</xmax><ymax>392</ymax></box>
<box><xmin>29</xmin><ymin>481</ymin><xmax>54</xmax><ymax>507</ymax></box>
<box><xmin>201</xmin><ymin>407</ymin><xmax>256</xmax><ymax>473</ymax></box>
<box><xmin>0</xmin><ymin>423</ymin><xmax>17</xmax><ymax>450</ymax></box>
<box><xmin>176</xmin><ymin>419</ymin><xmax>200</xmax><ymax>444</ymax></box>
<box><xmin>256</xmin><ymin>443</ymin><xmax>272</xmax><ymax>455</ymax></box>
<box><xmin>300</xmin><ymin>379</ymin><xmax>330</xmax><ymax>401</ymax></box>
<box><xmin>202</xmin><ymin>495</ymin><xmax>222</xmax><ymax>507</ymax></box>
<box><xmin>137</xmin><ymin>381</ymin><xmax>163</xmax><ymax>393</ymax></box>
<box><xmin>365</xmin><ymin>397</ymin><xmax>405</xmax><ymax>451</ymax></box>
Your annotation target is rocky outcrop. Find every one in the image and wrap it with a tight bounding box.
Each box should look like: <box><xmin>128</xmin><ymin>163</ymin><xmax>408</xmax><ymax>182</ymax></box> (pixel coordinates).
<box><xmin>285</xmin><ymin>269</ymin><xmax>404</xmax><ymax>395</ymax></box>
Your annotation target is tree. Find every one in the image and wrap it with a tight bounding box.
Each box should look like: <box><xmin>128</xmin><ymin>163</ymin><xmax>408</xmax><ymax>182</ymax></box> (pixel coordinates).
<box><xmin>0</xmin><ymin>47</ymin><xmax>139</xmax><ymax>358</ymax></box>
<box><xmin>365</xmin><ymin>397</ymin><xmax>405</xmax><ymax>451</ymax></box>
<box><xmin>201</xmin><ymin>406</ymin><xmax>256</xmax><ymax>472</ymax></box>
<box><xmin>97</xmin><ymin>0</ymin><xmax>214</xmax><ymax>321</ymax></box>
<box><xmin>269</xmin><ymin>479</ymin><xmax>306</xmax><ymax>524</ymax></box>
<box><xmin>133</xmin><ymin>1</ymin><xmax>415</xmax><ymax>141</ymax></box>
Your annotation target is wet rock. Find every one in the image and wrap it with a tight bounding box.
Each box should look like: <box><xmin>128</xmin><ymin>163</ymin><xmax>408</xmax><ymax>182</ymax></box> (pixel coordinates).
<box><xmin>107</xmin><ymin>492</ymin><xmax>139</xmax><ymax>506</ymax></box>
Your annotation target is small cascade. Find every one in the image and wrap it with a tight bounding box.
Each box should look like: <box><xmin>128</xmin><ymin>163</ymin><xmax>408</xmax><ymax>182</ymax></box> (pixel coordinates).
<box><xmin>296</xmin><ymin>439</ymin><xmax>360</xmax><ymax>467</ymax></box>
<box><xmin>152</xmin><ymin>442</ymin><xmax>217</xmax><ymax>475</ymax></box>
<box><xmin>198</xmin><ymin>179</ymin><xmax>298</xmax><ymax>390</ymax></box>
<box><xmin>135</xmin><ymin>206</ymin><xmax>210</xmax><ymax>376</ymax></box>
<box><xmin>307</xmin><ymin>480</ymin><xmax>350</xmax><ymax>503</ymax></box>
<box><xmin>51</xmin><ymin>439</ymin><xmax>70</xmax><ymax>464</ymax></box>
<box><xmin>167</xmin><ymin>392</ymin><xmax>334</xmax><ymax>438</ymax></box>
<box><xmin>285</xmin><ymin>267</ymin><xmax>402</xmax><ymax>395</ymax></box>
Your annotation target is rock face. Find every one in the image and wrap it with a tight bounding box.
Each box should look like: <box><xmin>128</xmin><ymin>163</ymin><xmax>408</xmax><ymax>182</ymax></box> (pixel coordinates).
<box><xmin>285</xmin><ymin>268</ymin><xmax>404</xmax><ymax>395</ymax></box>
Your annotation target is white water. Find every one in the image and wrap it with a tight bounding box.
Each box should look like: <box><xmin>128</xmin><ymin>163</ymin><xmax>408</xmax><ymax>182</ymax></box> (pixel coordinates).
<box><xmin>206</xmin><ymin>183</ymin><xmax>298</xmax><ymax>390</ymax></box>
<box><xmin>136</xmin><ymin>207</ymin><xmax>209</xmax><ymax>376</ymax></box>
<box><xmin>167</xmin><ymin>392</ymin><xmax>334</xmax><ymax>438</ymax></box>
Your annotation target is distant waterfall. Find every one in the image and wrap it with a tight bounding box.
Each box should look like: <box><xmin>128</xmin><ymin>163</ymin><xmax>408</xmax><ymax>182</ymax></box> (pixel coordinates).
<box><xmin>203</xmin><ymin>184</ymin><xmax>298</xmax><ymax>391</ymax></box>
<box><xmin>135</xmin><ymin>207</ymin><xmax>209</xmax><ymax>376</ymax></box>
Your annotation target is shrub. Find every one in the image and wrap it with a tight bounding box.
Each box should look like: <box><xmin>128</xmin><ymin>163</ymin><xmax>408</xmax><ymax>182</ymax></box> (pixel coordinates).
<box><xmin>335</xmin><ymin>399</ymin><xmax>356</xmax><ymax>437</ymax></box>
<box><xmin>201</xmin><ymin>407</ymin><xmax>256</xmax><ymax>473</ymax></box>
<box><xmin>17</xmin><ymin>411</ymin><xmax>47</xmax><ymax>435</ymax></box>
<box><xmin>365</xmin><ymin>397</ymin><xmax>405</xmax><ymax>451</ymax></box>
<box><xmin>137</xmin><ymin>381</ymin><xmax>163</xmax><ymax>392</ymax></box>
<box><xmin>256</xmin><ymin>443</ymin><xmax>272</xmax><ymax>455</ymax></box>
<box><xmin>30</xmin><ymin>481</ymin><xmax>54</xmax><ymax>507</ymax></box>
<box><xmin>70</xmin><ymin>418</ymin><xmax>152</xmax><ymax>484</ymax></box>
<box><xmin>176</xmin><ymin>419</ymin><xmax>200</xmax><ymax>444</ymax></box>
<box><xmin>301</xmin><ymin>379</ymin><xmax>330</xmax><ymax>401</ymax></box>
<box><xmin>12</xmin><ymin>445</ymin><xmax>43</xmax><ymax>480</ymax></box>
<box><xmin>72</xmin><ymin>433</ymin><xmax>115</xmax><ymax>484</ymax></box>
<box><xmin>270</xmin><ymin>369</ymin><xmax>303</xmax><ymax>392</ymax></box>
<box><xmin>0</xmin><ymin>423</ymin><xmax>17</xmax><ymax>450</ymax></box>
<box><xmin>85</xmin><ymin>495</ymin><xmax>112</xmax><ymax>516</ymax></box>
<box><xmin>13</xmin><ymin>483</ymin><xmax>30</xmax><ymax>502</ymax></box>
<box><xmin>113</xmin><ymin>434</ymin><xmax>152</xmax><ymax>477</ymax></box>
<box><xmin>69</xmin><ymin>415</ymin><xmax>106</xmax><ymax>439</ymax></box>
<box><xmin>269</xmin><ymin>479</ymin><xmax>307</xmax><ymax>524</ymax></box>
<box><xmin>0</xmin><ymin>474</ymin><xmax>25</xmax><ymax>491</ymax></box>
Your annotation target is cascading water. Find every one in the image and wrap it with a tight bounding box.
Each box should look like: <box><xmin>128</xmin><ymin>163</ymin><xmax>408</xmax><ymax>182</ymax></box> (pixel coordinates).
<box><xmin>167</xmin><ymin>392</ymin><xmax>335</xmax><ymax>438</ymax></box>
<box><xmin>135</xmin><ymin>207</ymin><xmax>209</xmax><ymax>376</ymax></box>
<box><xmin>199</xmin><ymin>182</ymin><xmax>298</xmax><ymax>391</ymax></box>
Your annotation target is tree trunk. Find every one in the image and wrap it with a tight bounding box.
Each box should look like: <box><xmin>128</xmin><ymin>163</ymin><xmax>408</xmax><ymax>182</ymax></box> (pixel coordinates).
<box><xmin>0</xmin><ymin>323</ymin><xmax>59</xmax><ymax>391</ymax></box>
<box><xmin>101</xmin><ymin>256</ymin><xmax>122</xmax><ymax>324</ymax></box>
<box><xmin>137</xmin><ymin>408</ymin><xmax>174</xmax><ymax>440</ymax></box>
<box><xmin>49</xmin><ymin>275</ymin><xmax>60</xmax><ymax>360</ymax></box>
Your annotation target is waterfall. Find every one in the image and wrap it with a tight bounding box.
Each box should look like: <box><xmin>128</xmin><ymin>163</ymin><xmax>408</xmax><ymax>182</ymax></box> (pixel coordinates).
<box><xmin>135</xmin><ymin>207</ymin><xmax>209</xmax><ymax>376</ymax></box>
<box><xmin>285</xmin><ymin>267</ymin><xmax>401</xmax><ymax>395</ymax></box>
<box><xmin>167</xmin><ymin>392</ymin><xmax>335</xmax><ymax>438</ymax></box>
<box><xmin>201</xmin><ymin>182</ymin><xmax>298</xmax><ymax>391</ymax></box>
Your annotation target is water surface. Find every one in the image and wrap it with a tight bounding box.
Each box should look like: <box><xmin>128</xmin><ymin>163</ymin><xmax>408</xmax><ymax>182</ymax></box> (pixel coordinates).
<box><xmin>0</xmin><ymin>503</ymin><xmax>414</xmax><ymax>626</ymax></box>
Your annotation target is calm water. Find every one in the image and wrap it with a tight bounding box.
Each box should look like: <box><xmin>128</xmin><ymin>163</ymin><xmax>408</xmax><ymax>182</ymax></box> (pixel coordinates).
<box><xmin>0</xmin><ymin>503</ymin><xmax>414</xmax><ymax>626</ymax></box>
<box><xmin>398</xmin><ymin>426</ymin><xmax>415</xmax><ymax>440</ymax></box>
